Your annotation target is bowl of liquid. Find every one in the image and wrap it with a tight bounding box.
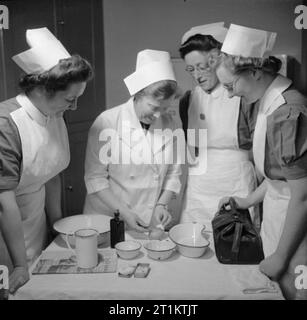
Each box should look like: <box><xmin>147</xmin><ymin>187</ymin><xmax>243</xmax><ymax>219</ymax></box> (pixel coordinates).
<box><xmin>169</xmin><ymin>222</ymin><xmax>209</xmax><ymax>258</ymax></box>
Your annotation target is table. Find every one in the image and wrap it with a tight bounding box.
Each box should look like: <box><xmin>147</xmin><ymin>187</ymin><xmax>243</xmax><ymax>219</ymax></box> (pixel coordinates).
<box><xmin>11</xmin><ymin>231</ymin><xmax>284</xmax><ymax>300</ymax></box>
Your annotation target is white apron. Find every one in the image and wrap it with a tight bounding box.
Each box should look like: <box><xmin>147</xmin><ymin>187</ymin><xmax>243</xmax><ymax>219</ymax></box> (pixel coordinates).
<box><xmin>10</xmin><ymin>94</ymin><xmax>70</xmax><ymax>266</ymax></box>
<box><xmin>253</xmin><ymin>75</ymin><xmax>293</xmax><ymax>257</ymax></box>
<box><xmin>181</xmin><ymin>85</ymin><xmax>256</xmax><ymax>225</ymax></box>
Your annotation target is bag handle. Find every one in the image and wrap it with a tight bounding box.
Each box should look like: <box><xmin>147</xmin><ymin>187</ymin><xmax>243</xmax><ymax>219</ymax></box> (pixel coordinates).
<box><xmin>231</xmin><ymin>221</ymin><xmax>243</xmax><ymax>262</ymax></box>
<box><xmin>222</xmin><ymin>197</ymin><xmax>238</xmax><ymax>213</ymax></box>
<box><xmin>229</xmin><ymin>197</ymin><xmax>238</xmax><ymax>210</ymax></box>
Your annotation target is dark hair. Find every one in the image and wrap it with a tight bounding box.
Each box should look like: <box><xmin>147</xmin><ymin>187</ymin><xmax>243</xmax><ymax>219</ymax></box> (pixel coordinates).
<box><xmin>179</xmin><ymin>34</ymin><xmax>222</xmax><ymax>59</ymax></box>
<box><xmin>221</xmin><ymin>54</ymin><xmax>282</xmax><ymax>75</ymax></box>
<box><xmin>19</xmin><ymin>54</ymin><xmax>94</xmax><ymax>95</ymax></box>
<box><xmin>134</xmin><ymin>80</ymin><xmax>177</xmax><ymax>102</ymax></box>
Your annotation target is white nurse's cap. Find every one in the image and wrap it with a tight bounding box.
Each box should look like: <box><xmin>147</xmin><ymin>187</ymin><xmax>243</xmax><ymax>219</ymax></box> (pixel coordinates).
<box><xmin>181</xmin><ymin>22</ymin><xmax>228</xmax><ymax>44</ymax></box>
<box><xmin>124</xmin><ymin>49</ymin><xmax>176</xmax><ymax>96</ymax></box>
<box><xmin>221</xmin><ymin>24</ymin><xmax>277</xmax><ymax>58</ymax></box>
<box><xmin>12</xmin><ymin>27</ymin><xmax>71</xmax><ymax>74</ymax></box>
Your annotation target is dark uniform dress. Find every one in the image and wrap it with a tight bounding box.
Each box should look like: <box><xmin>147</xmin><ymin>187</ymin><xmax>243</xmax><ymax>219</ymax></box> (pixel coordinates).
<box><xmin>238</xmin><ymin>87</ymin><xmax>307</xmax><ymax>181</ymax></box>
<box><xmin>0</xmin><ymin>98</ymin><xmax>22</xmax><ymax>271</ymax></box>
<box><xmin>238</xmin><ymin>79</ymin><xmax>307</xmax><ymax>299</ymax></box>
<box><xmin>0</xmin><ymin>95</ymin><xmax>70</xmax><ymax>266</ymax></box>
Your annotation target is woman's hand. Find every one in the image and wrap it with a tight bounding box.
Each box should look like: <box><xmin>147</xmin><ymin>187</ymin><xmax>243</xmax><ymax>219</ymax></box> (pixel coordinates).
<box><xmin>153</xmin><ymin>205</ymin><xmax>172</xmax><ymax>227</ymax></box>
<box><xmin>259</xmin><ymin>254</ymin><xmax>287</xmax><ymax>281</ymax></box>
<box><xmin>121</xmin><ymin>211</ymin><xmax>148</xmax><ymax>233</ymax></box>
<box><xmin>218</xmin><ymin>196</ymin><xmax>252</xmax><ymax>211</ymax></box>
<box><xmin>9</xmin><ymin>266</ymin><xmax>30</xmax><ymax>294</ymax></box>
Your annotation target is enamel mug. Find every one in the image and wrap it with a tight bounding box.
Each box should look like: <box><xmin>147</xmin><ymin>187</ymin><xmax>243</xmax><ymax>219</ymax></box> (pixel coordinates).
<box><xmin>66</xmin><ymin>228</ymin><xmax>98</xmax><ymax>268</ymax></box>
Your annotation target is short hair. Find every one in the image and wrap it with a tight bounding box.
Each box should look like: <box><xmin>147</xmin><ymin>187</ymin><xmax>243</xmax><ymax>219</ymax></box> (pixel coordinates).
<box><xmin>19</xmin><ymin>54</ymin><xmax>94</xmax><ymax>96</ymax></box>
<box><xmin>134</xmin><ymin>80</ymin><xmax>177</xmax><ymax>102</ymax></box>
<box><xmin>221</xmin><ymin>53</ymin><xmax>282</xmax><ymax>75</ymax></box>
<box><xmin>179</xmin><ymin>34</ymin><xmax>222</xmax><ymax>59</ymax></box>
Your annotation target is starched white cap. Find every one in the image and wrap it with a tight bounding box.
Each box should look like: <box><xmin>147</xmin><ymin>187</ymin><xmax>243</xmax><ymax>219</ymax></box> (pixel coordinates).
<box><xmin>124</xmin><ymin>49</ymin><xmax>176</xmax><ymax>96</ymax></box>
<box><xmin>221</xmin><ymin>24</ymin><xmax>277</xmax><ymax>58</ymax></box>
<box><xmin>12</xmin><ymin>27</ymin><xmax>71</xmax><ymax>74</ymax></box>
<box><xmin>181</xmin><ymin>22</ymin><xmax>228</xmax><ymax>44</ymax></box>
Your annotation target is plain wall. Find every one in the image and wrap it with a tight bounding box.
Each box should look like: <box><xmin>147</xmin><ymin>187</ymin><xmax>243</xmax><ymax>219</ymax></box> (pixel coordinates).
<box><xmin>103</xmin><ymin>0</ymin><xmax>304</xmax><ymax>107</ymax></box>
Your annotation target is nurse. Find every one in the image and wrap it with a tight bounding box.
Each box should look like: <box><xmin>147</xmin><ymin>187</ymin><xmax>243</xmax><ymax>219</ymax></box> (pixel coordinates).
<box><xmin>217</xmin><ymin>24</ymin><xmax>307</xmax><ymax>299</ymax></box>
<box><xmin>84</xmin><ymin>49</ymin><xmax>181</xmax><ymax>232</ymax></box>
<box><xmin>179</xmin><ymin>23</ymin><xmax>257</xmax><ymax>225</ymax></box>
<box><xmin>0</xmin><ymin>28</ymin><xmax>93</xmax><ymax>293</ymax></box>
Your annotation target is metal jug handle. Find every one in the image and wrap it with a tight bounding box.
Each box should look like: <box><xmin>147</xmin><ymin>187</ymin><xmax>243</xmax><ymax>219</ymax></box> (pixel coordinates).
<box><xmin>65</xmin><ymin>233</ymin><xmax>76</xmax><ymax>256</ymax></box>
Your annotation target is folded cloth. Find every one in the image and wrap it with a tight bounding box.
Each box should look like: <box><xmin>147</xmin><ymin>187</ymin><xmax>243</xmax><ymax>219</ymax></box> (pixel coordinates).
<box><xmin>228</xmin><ymin>266</ymin><xmax>280</xmax><ymax>294</ymax></box>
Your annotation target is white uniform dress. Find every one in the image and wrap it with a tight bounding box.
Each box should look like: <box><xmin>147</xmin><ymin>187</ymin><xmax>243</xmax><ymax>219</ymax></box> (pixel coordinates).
<box><xmin>83</xmin><ymin>98</ymin><xmax>181</xmax><ymax>226</ymax></box>
<box><xmin>180</xmin><ymin>85</ymin><xmax>257</xmax><ymax>226</ymax></box>
<box><xmin>10</xmin><ymin>94</ymin><xmax>70</xmax><ymax>266</ymax></box>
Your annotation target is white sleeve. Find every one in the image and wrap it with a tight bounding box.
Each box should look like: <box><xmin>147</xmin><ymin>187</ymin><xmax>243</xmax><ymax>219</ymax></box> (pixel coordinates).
<box><xmin>84</xmin><ymin>116</ymin><xmax>112</xmax><ymax>194</ymax></box>
<box><xmin>162</xmin><ymin>130</ymin><xmax>183</xmax><ymax>194</ymax></box>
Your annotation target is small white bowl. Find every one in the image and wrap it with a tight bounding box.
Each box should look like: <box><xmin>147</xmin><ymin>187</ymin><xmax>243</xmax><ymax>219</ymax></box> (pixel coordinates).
<box><xmin>144</xmin><ymin>239</ymin><xmax>176</xmax><ymax>260</ymax></box>
<box><xmin>115</xmin><ymin>240</ymin><xmax>142</xmax><ymax>260</ymax></box>
<box><xmin>169</xmin><ymin>223</ymin><xmax>209</xmax><ymax>258</ymax></box>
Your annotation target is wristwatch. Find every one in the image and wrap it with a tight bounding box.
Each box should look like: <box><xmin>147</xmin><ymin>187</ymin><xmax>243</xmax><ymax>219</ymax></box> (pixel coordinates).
<box><xmin>156</xmin><ymin>203</ymin><xmax>169</xmax><ymax>211</ymax></box>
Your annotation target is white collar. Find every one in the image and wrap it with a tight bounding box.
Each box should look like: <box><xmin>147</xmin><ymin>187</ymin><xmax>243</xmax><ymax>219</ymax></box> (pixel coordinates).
<box><xmin>16</xmin><ymin>94</ymin><xmax>50</xmax><ymax>126</ymax></box>
<box><xmin>260</xmin><ymin>75</ymin><xmax>292</xmax><ymax>115</ymax></box>
<box><xmin>197</xmin><ymin>83</ymin><xmax>223</xmax><ymax>99</ymax></box>
<box><xmin>210</xmin><ymin>84</ymin><xmax>223</xmax><ymax>99</ymax></box>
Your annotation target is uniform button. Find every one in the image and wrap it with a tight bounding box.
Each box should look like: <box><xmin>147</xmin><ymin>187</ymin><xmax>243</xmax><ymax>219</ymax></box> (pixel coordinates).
<box><xmin>130</xmin><ymin>174</ymin><xmax>134</xmax><ymax>179</ymax></box>
<box><xmin>148</xmin><ymin>205</ymin><xmax>153</xmax><ymax>209</ymax></box>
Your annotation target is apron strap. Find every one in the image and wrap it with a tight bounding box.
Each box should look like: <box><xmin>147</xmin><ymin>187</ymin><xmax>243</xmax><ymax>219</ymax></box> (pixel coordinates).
<box><xmin>253</xmin><ymin>75</ymin><xmax>292</xmax><ymax>178</ymax></box>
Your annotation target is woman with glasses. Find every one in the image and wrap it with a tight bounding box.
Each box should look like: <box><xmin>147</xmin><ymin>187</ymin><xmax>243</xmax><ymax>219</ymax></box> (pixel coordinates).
<box><xmin>178</xmin><ymin>23</ymin><xmax>257</xmax><ymax>226</ymax></box>
<box><xmin>217</xmin><ymin>24</ymin><xmax>307</xmax><ymax>300</ymax></box>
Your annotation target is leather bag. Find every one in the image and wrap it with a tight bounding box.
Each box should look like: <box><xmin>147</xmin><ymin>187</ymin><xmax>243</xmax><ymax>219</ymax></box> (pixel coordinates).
<box><xmin>212</xmin><ymin>198</ymin><xmax>264</xmax><ymax>264</ymax></box>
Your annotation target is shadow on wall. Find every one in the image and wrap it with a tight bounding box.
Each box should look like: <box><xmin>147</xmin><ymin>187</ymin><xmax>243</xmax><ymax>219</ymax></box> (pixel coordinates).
<box><xmin>288</xmin><ymin>57</ymin><xmax>304</xmax><ymax>93</ymax></box>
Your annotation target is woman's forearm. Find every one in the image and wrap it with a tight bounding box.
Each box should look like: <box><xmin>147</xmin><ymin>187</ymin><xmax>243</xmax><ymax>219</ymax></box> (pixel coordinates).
<box><xmin>0</xmin><ymin>191</ymin><xmax>27</xmax><ymax>268</ymax></box>
<box><xmin>95</xmin><ymin>188</ymin><xmax>132</xmax><ymax>216</ymax></box>
<box><xmin>45</xmin><ymin>174</ymin><xmax>62</xmax><ymax>226</ymax></box>
<box><xmin>248</xmin><ymin>179</ymin><xmax>267</xmax><ymax>207</ymax></box>
<box><xmin>93</xmin><ymin>188</ymin><xmax>148</xmax><ymax>231</ymax></box>
<box><xmin>156</xmin><ymin>190</ymin><xmax>175</xmax><ymax>206</ymax></box>
<box><xmin>275</xmin><ymin>182</ymin><xmax>307</xmax><ymax>263</ymax></box>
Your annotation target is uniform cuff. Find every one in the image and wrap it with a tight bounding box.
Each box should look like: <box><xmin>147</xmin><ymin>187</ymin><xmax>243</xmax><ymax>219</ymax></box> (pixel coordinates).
<box><xmin>0</xmin><ymin>177</ymin><xmax>19</xmax><ymax>191</ymax></box>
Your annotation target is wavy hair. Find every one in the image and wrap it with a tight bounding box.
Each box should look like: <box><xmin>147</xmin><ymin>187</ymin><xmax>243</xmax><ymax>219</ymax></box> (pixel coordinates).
<box><xmin>179</xmin><ymin>34</ymin><xmax>222</xmax><ymax>59</ymax></box>
<box><xmin>221</xmin><ymin>53</ymin><xmax>282</xmax><ymax>75</ymax></box>
<box><xmin>134</xmin><ymin>80</ymin><xmax>178</xmax><ymax>102</ymax></box>
<box><xmin>19</xmin><ymin>54</ymin><xmax>94</xmax><ymax>96</ymax></box>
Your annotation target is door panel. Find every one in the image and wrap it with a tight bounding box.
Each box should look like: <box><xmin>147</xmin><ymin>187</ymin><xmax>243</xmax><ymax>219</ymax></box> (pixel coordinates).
<box><xmin>62</xmin><ymin>122</ymin><xmax>92</xmax><ymax>216</ymax></box>
<box><xmin>57</xmin><ymin>0</ymin><xmax>105</xmax><ymax>125</ymax></box>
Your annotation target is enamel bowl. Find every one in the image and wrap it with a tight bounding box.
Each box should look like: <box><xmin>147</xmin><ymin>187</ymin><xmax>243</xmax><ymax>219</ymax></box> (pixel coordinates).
<box><xmin>53</xmin><ymin>214</ymin><xmax>111</xmax><ymax>246</ymax></box>
<box><xmin>169</xmin><ymin>222</ymin><xmax>209</xmax><ymax>258</ymax></box>
<box><xmin>144</xmin><ymin>239</ymin><xmax>176</xmax><ymax>260</ymax></box>
<box><xmin>115</xmin><ymin>240</ymin><xmax>142</xmax><ymax>260</ymax></box>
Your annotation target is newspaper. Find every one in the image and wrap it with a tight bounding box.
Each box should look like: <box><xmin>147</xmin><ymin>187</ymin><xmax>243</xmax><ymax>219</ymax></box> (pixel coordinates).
<box><xmin>32</xmin><ymin>249</ymin><xmax>117</xmax><ymax>274</ymax></box>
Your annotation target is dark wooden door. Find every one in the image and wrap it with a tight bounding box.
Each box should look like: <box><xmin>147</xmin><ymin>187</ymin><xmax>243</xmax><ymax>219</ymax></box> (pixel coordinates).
<box><xmin>55</xmin><ymin>0</ymin><xmax>105</xmax><ymax>216</ymax></box>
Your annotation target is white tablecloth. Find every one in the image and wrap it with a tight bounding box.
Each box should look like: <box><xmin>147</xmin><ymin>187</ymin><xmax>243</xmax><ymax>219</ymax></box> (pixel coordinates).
<box><xmin>11</xmin><ymin>231</ymin><xmax>284</xmax><ymax>300</ymax></box>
